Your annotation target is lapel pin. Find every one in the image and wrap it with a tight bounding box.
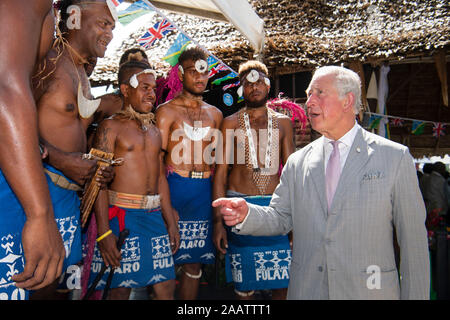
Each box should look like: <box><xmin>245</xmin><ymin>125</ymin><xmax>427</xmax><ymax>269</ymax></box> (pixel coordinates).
<box><xmin>356</xmin><ymin>147</ymin><xmax>361</xmax><ymax>153</ymax></box>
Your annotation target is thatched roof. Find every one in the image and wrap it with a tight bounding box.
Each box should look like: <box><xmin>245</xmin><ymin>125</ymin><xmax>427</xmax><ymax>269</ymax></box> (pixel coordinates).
<box><xmin>90</xmin><ymin>0</ymin><xmax>450</xmax><ymax>86</ymax></box>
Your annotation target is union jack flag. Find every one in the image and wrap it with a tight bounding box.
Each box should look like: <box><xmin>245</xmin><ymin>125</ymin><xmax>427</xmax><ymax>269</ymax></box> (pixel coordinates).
<box><xmin>390</xmin><ymin>118</ymin><xmax>404</xmax><ymax>127</ymax></box>
<box><xmin>138</xmin><ymin>19</ymin><xmax>176</xmax><ymax>48</ymax></box>
<box><xmin>433</xmin><ymin>122</ymin><xmax>445</xmax><ymax>138</ymax></box>
<box><xmin>209</xmin><ymin>63</ymin><xmax>229</xmax><ymax>78</ymax></box>
<box><xmin>110</xmin><ymin>0</ymin><xmax>123</xmax><ymax>6</ymax></box>
<box><xmin>222</xmin><ymin>81</ymin><xmax>240</xmax><ymax>91</ymax></box>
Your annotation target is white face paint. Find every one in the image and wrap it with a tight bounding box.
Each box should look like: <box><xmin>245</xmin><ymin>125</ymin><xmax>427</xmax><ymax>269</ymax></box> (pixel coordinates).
<box><xmin>195</xmin><ymin>59</ymin><xmax>208</xmax><ymax>73</ymax></box>
<box><xmin>129</xmin><ymin>69</ymin><xmax>157</xmax><ymax>89</ymax></box>
<box><xmin>178</xmin><ymin>64</ymin><xmax>184</xmax><ymax>75</ymax></box>
<box><xmin>264</xmin><ymin>77</ymin><xmax>271</xmax><ymax>87</ymax></box>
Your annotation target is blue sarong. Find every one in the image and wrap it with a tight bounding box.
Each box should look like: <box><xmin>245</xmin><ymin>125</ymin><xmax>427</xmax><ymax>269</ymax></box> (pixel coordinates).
<box><xmin>88</xmin><ymin>206</ymin><xmax>175</xmax><ymax>289</ymax></box>
<box><xmin>225</xmin><ymin>191</ymin><xmax>291</xmax><ymax>291</ymax></box>
<box><xmin>167</xmin><ymin>172</ymin><xmax>215</xmax><ymax>265</ymax></box>
<box><xmin>0</xmin><ymin>169</ymin><xmax>28</xmax><ymax>300</ymax></box>
<box><xmin>43</xmin><ymin>164</ymin><xmax>82</xmax><ymax>291</ymax></box>
<box><xmin>0</xmin><ymin>164</ymin><xmax>82</xmax><ymax>299</ymax></box>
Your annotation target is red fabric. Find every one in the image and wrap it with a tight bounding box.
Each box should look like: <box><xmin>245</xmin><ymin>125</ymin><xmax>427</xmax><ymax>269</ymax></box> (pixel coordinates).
<box><xmin>108</xmin><ymin>205</ymin><xmax>126</xmax><ymax>232</ymax></box>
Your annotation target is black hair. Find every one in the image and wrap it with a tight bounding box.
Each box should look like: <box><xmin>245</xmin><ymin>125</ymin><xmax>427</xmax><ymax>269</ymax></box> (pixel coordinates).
<box><xmin>422</xmin><ymin>163</ymin><xmax>434</xmax><ymax>174</ymax></box>
<box><xmin>119</xmin><ymin>48</ymin><xmax>149</xmax><ymax>66</ymax></box>
<box><xmin>57</xmin><ymin>0</ymin><xmax>76</xmax><ymax>35</ymax></box>
<box><xmin>118</xmin><ymin>60</ymin><xmax>152</xmax><ymax>86</ymax></box>
<box><xmin>178</xmin><ymin>46</ymin><xmax>208</xmax><ymax>67</ymax></box>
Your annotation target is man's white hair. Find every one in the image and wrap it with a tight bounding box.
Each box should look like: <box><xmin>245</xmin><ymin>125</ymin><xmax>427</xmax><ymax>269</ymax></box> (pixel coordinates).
<box><xmin>311</xmin><ymin>66</ymin><xmax>362</xmax><ymax>114</ymax></box>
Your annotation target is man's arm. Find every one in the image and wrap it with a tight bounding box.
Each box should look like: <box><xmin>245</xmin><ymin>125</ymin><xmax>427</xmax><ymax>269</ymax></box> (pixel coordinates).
<box><xmin>91</xmin><ymin>120</ymin><xmax>121</xmax><ymax>267</ymax></box>
<box><xmin>155</xmin><ymin>104</ymin><xmax>172</xmax><ymax>153</ymax></box>
<box><xmin>279</xmin><ymin>117</ymin><xmax>295</xmax><ymax>165</ymax></box>
<box><xmin>392</xmin><ymin>148</ymin><xmax>430</xmax><ymax>299</ymax></box>
<box><xmin>158</xmin><ymin>149</ymin><xmax>180</xmax><ymax>254</ymax></box>
<box><xmin>213</xmin><ymin>154</ymin><xmax>295</xmax><ymax>236</ymax></box>
<box><xmin>212</xmin><ymin>116</ymin><xmax>234</xmax><ymax>254</ymax></box>
<box><xmin>0</xmin><ymin>1</ymin><xmax>65</xmax><ymax>290</ymax></box>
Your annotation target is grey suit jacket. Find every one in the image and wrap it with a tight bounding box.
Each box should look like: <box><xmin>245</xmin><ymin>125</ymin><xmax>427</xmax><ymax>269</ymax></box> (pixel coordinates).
<box><xmin>236</xmin><ymin>127</ymin><xmax>430</xmax><ymax>300</ymax></box>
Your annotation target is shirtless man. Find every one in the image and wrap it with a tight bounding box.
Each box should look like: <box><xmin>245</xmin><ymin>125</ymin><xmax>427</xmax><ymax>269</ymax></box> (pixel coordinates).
<box><xmin>156</xmin><ymin>47</ymin><xmax>223</xmax><ymax>299</ymax></box>
<box><xmin>0</xmin><ymin>1</ymin><xmax>66</xmax><ymax>300</ymax></box>
<box><xmin>212</xmin><ymin>61</ymin><xmax>294</xmax><ymax>300</ymax></box>
<box><xmin>31</xmin><ymin>0</ymin><xmax>116</xmax><ymax>298</ymax></box>
<box><xmin>89</xmin><ymin>60</ymin><xmax>179</xmax><ymax>300</ymax></box>
<box><xmin>87</xmin><ymin>48</ymin><xmax>150</xmax><ymax>149</ymax></box>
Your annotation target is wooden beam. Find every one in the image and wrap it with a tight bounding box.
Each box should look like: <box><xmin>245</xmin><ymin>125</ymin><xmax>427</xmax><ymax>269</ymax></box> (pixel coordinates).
<box><xmin>348</xmin><ymin>60</ymin><xmax>366</xmax><ymax>121</ymax></box>
<box><xmin>434</xmin><ymin>50</ymin><xmax>449</xmax><ymax>107</ymax></box>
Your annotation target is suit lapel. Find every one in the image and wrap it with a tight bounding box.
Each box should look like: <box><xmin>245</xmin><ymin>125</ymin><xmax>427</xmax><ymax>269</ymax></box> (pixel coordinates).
<box><xmin>331</xmin><ymin>127</ymin><xmax>371</xmax><ymax>208</ymax></box>
<box><xmin>306</xmin><ymin>137</ymin><xmax>328</xmax><ymax>215</ymax></box>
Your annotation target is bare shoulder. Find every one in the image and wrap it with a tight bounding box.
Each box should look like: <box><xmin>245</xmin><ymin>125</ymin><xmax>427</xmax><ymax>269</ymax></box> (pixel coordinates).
<box><xmin>155</xmin><ymin>97</ymin><xmax>180</xmax><ymax>114</ymax></box>
<box><xmin>203</xmin><ymin>102</ymin><xmax>223</xmax><ymax>124</ymax></box>
<box><xmin>221</xmin><ymin>111</ymin><xmax>239</xmax><ymax>129</ymax></box>
<box><xmin>98</xmin><ymin>116</ymin><xmax>123</xmax><ymax>133</ymax></box>
<box><xmin>274</xmin><ymin>111</ymin><xmax>293</xmax><ymax>128</ymax></box>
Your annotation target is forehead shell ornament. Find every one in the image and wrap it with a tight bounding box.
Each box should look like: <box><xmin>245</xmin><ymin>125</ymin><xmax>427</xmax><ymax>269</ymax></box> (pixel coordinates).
<box><xmin>129</xmin><ymin>69</ymin><xmax>157</xmax><ymax>89</ymax></box>
<box><xmin>246</xmin><ymin>69</ymin><xmax>260</xmax><ymax>83</ymax></box>
<box><xmin>195</xmin><ymin>59</ymin><xmax>208</xmax><ymax>73</ymax></box>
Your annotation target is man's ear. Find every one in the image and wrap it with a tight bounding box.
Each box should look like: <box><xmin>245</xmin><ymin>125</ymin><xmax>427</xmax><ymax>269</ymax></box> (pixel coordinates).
<box><xmin>343</xmin><ymin>92</ymin><xmax>355</xmax><ymax>113</ymax></box>
<box><xmin>178</xmin><ymin>65</ymin><xmax>184</xmax><ymax>82</ymax></box>
<box><xmin>120</xmin><ymin>84</ymin><xmax>129</xmax><ymax>98</ymax></box>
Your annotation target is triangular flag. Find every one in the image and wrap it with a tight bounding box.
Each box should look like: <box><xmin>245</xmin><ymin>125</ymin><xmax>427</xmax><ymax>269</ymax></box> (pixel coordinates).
<box><xmin>118</xmin><ymin>0</ymin><xmax>152</xmax><ymax>25</ymax></box>
<box><xmin>138</xmin><ymin>18</ymin><xmax>176</xmax><ymax>49</ymax></box>
<box><xmin>368</xmin><ymin>115</ymin><xmax>381</xmax><ymax>130</ymax></box>
<box><xmin>211</xmin><ymin>71</ymin><xmax>239</xmax><ymax>86</ymax></box>
<box><xmin>432</xmin><ymin>122</ymin><xmax>445</xmax><ymax>138</ymax></box>
<box><xmin>390</xmin><ymin>118</ymin><xmax>404</xmax><ymax>127</ymax></box>
<box><xmin>162</xmin><ymin>33</ymin><xmax>191</xmax><ymax>66</ymax></box>
<box><xmin>366</xmin><ymin>71</ymin><xmax>378</xmax><ymax>100</ymax></box>
<box><xmin>411</xmin><ymin>121</ymin><xmax>425</xmax><ymax>135</ymax></box>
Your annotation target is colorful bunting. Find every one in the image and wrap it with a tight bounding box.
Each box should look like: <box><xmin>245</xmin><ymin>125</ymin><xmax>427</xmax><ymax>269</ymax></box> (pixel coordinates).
<box><xmin>121</xmin><ymin>0</ymin><xmax>238</xmax><ymax>89</ymax></box>
<box><xmin>162</xmin><ymin>33</ymin><xmax>192</xmax><ymax>66</ymax></box>
<box><xmin>222</xmin><ymin>81</ymin><xmax>240</xmax><ymax>91</ymax></box>
<box><xmin>412</xmin><ymin>121</ymin><xmax>425</xmax><ymax>135</ymax></box>
<box><xmin>110</xmin><ymin>0</ymin><xmax>123</xmax><ymax>7</ymax></box>
<box><xmin>433</xmin><ymin>122</ymin><xmax>445</xmax><ymax>138</ymax></box>
<box><xmin>138</xmin><ymin>18</ymin><xmax>176</xmax><ymax>48</ymax></box>
<box><xmin>368</xmin><ymin>115</ymin><xmax>381</xmax><ymax>130</ymax></box>
<box><xmin>212</xmin><ymin>71</ymin><xmax>239</xmax><ymax>86</ymax></box>
<box><xmin>118</xmin><ymin>0</ymin><xmax>152</xmax><ymax>25</ymax></box>
<box><xmin>390</xmin><ymin>118</ymin><xmax>404</xmax><ymax>127</ymax></box>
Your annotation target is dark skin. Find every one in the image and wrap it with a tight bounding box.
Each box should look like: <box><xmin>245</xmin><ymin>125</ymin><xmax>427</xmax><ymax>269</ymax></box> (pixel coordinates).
<box><xmin>93</xmin><ymin>73</ymin><xmax>179</xmax><ymax>300</ymax></box>
<box><xmin>0</xmin><ymin>0</ymin><xmax>65</xmax><ymax>292</ymax></box>
<box><xmin>212</xmin><ymin>70</ymin><xmax>295</xmax><ymax>300</ymax></box>
<box><xmin>29</xmin><ymin>2</ymin><xmax>116</xmax><ymax>299</ymax></box>
<box><xmin>155</xmin><ymin>58</ymin><xmax>223</xmax><ymax>300</ymax></box>
<box><xmin>34</xmin><ymin>3</ymin><xmax>116</xmax><ymax>189</ymax></box>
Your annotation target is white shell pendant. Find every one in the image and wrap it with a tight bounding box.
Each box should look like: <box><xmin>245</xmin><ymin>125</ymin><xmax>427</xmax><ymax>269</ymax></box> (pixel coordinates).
<box><xmin>77</xmin><ymin>82</ymin><xmax>101</xmax><ymax>119</ymax></box>
<box><xmin>183</xmin><ymin>122</ymin><xmax>210</xmax><ymax>141</ymax></box>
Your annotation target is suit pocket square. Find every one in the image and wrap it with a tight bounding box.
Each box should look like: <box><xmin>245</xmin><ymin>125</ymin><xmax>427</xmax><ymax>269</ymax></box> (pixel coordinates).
<box><xmin>361</xmin><ymin>171</ymin><xmax>385</xmax><ymax>183</ymax></box>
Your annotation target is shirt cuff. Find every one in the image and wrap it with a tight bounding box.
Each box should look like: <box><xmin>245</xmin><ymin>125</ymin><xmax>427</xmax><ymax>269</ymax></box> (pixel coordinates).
<box><xmin>232</xmin><ymin>205</ymin><xmax>251</xmax><ymax>233</ymax></box>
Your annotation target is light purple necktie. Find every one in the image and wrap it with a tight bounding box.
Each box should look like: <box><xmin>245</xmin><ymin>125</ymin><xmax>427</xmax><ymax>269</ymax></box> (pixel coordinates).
<box><xmin>326</xmin><ymin>141</ymin><xmax>341</xmax><ymax>209</ymax></box>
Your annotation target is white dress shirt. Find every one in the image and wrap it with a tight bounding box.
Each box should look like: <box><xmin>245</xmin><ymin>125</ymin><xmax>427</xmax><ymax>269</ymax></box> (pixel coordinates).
<box><xmin>323</xmin><ymin>121</ymin><xmax>360</xmax><ymax>172</ymax></box>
